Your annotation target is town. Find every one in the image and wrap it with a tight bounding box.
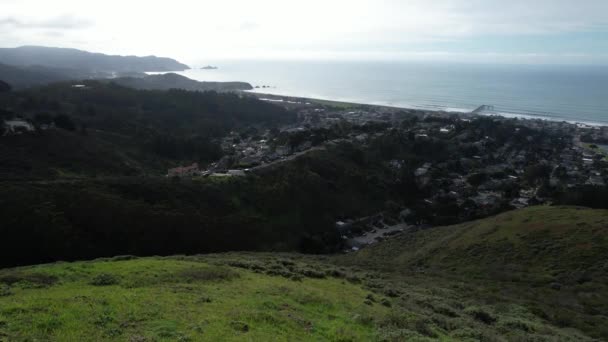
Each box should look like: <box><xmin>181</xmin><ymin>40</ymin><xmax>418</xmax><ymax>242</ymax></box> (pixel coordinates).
<box><xmin>162</xmin><ymin>94</ymin><xmax>608</xmax><ymax>251</ymax></box>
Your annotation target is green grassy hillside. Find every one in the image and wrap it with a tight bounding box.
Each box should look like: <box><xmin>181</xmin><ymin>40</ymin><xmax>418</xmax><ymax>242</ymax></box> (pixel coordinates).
<box><xmin>342</xmin><ymin>206</ymin><xmax>608</xmax><ymax>285</ymax></box>
<box><xmin>0</xmin><ymin>252</ymin><xmax>599</xmax><ymax>341</ymax></box>
<box><xmin>338</xmin><ymin>205</ymin><xmax>608</xmax><ymax>340</ymax></box>
<box><xmin>1</xmin><ymin>206</ymin><xmax>607</xmax><ymax>341</ymax></box>
<box><xmin>0</xmin><ymin>256</ymin><xmax>389</xmax><ymax>341</ymax></box>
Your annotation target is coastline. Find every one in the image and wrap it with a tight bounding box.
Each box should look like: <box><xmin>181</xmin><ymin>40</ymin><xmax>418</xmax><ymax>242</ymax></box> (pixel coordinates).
<box><xmin>246</xmin><ymin>90</ymin><xmax>608</xmax><ymax>128</ymax></box>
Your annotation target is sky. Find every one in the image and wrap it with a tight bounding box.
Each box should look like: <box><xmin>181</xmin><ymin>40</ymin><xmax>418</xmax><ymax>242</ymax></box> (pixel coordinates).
<box><xmin>0</xmin><ymin>0</ymin><xmax>607</xmax><ymax>65</ymax></box>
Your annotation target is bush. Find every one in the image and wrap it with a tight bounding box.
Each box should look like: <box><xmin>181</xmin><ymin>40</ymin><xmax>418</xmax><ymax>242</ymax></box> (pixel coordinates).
<box><xmin>0</xmin><ymin>80</ymin><xmax>11</xmax><ymax>92</ymax></box>
<box><xmin>90</xmin><ymin>273</ymin><xmax>120</xmax><ymax>286</ymax></box>
<box><xmin>109</xmin><ymin>255</ymin><xmax>139</xmax><ymax>262</ymax></box>
<box><xmin>432</xmin><ymin>304</ymin><xmax>460</xmax><ymax>318</ymax></box>
<box><xmin>53</xmin><ymin>114</ymin><xmax>76</xmax><ymax>131</ymax></box>
<box><xmin>178</xmin><ymin>266</ymin><xmax>239</xmax><ymax>282</ymax></box>
<box><xmin>300</xmin><ymin>268</ymin><xmax>326</xmax><ymax>279</ymax></box>
<box><xmin>464</xmin><ymin>307</ymin><xmax>496</xmax><ymax>325</ymax></box>
<box><xmin>499</xmin><ymin>318</ymin><xmax>535</xmax><ymax>332</ymax></box>
<box><xmin>229</xmin><ymin>321</ymin><xmax>249</xmax><ymax>332</ymax></box>
<box><xmin>0</xmin><ymin>272</ymin><xmax>58</xmax><ymax>287</ymax></box>
<box><xmin>415</xmin><ymin>319</ymin><xmax>438</xmax><ymax>338</ymax></box>
<box><xmin>384</xmin><ymin>288</ymin><xmax>401</xmax><ymax>298</ymax></box>
<box><xmin>0</xmin><ymin>284</ymin><xmax>12</xmax><ymax>296</ymax></box>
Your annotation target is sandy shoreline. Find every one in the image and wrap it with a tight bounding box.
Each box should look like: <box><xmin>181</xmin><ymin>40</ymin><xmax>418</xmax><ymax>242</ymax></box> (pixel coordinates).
<box><xmin>247</xmin><ymin>91</ymin><xmax>608</xmax><ymax>128</ymax></box>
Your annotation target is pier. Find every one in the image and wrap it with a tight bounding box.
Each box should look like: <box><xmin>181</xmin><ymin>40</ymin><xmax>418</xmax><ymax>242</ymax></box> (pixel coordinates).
<box><xmin>471</xmin><ymin>105</ymin><xmax>495</xmax><ymax>114</ymax></box>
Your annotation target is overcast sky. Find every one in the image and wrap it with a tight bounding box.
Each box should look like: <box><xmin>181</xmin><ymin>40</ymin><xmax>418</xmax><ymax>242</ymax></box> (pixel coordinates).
<box><xmin>1</xmin><ymin>0</ymin><xmax>607</xmax><ymax>64</ymax></box>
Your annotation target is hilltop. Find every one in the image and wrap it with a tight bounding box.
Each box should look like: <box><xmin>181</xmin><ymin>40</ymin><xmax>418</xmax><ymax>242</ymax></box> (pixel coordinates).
<box><xmin>0</xmin><ymin>206</ymin><xmax>606</xmax><ymax>341</ymax></box>
<box><xmin>110</xmin><ymin>73</ymin><xmax>253</xmax><ymax>92</ymax></box>
<box><xmin>0</xmin><ymin>63</ymin><xmax>108</xmax><ymax>89</ymax></box>
<box><xmin>0</xmin><ymin>46</ymin><xmax>189</xmax><ymax>73</ymax></box>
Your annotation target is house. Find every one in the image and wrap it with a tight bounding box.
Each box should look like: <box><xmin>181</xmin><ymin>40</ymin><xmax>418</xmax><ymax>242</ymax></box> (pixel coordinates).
<box><xmin>586</xmin><ymin>175</ymin><xmax>605</xmax><ymax>186</ymax></box>
<box><xmin>227</xmin><ymin>170</ymin><xmax>247</xmax><ymax>177</ymax></box>
<box><xmin>275</xmin><ymin>146</ymin><xmax>291</xmax><ymax>156</ymax></box>
<box><xmin>3</xmin><ymin>119</ymin><xmax>34</xmax><ymax>135</ymax></box>
<box><xmin>167</xmin><ymin>163</ymin><xmax>200</xmax><ymax>177</ymax></box>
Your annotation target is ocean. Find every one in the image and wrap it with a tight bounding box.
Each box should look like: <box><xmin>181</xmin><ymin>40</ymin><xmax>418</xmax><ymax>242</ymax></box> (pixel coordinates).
<box><xmin>176</xmin><ymin>60</ymin><xmax>608</xmax><ymax>125</ymax></box>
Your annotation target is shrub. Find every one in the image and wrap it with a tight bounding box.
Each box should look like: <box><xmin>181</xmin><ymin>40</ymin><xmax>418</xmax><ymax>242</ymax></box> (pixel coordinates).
<box><xmin>415</xmin><ymin>319</ymin><xmax>438</xmax><ymax>338</ymax></box>
<box><xmin>53</xmin><ymin>114</ymin><xmax>76</xmax><ymax>131</ymax></box>
<box><xmin>0</xmin><ymin>284</ymin><xmax>12</xmax><ymax>297</ymax></box>
<box><xmin>178</xmin><ymin>266</ymin><xmax>239</xmax><ymax>282</ymax></box>
<box><xmin>464</xmin><ymin>307</ymin><xmax>496</xmax><ymax>325</ymax></box>
<box><xmin>196</xmin><ymin>296</ymin><xmax>212</xmax><ymax>304</ymax></box>
<box><xmin>109</xmin><ymin>255</ymin><xmax>139</xmax><ymax>262</ymax></box>
<box><xmin>300</xmin><ymin>268</ymin><xmax>326</xmax><ymax>279</ymax></box>
<box><xmin>0</xmin><ymin>80</ymin><xmax>11</xmax><ymax>92</ymax></box>
<box><xmin>500</xmin><ymin>318</ymin><xmax>535</xmax><ymax>332</ymax></box>
<box><xmin>432</xmin><ymin>304</ymin><xmax>459</xmax><ymax>318</ymax></box>
<box><xmin>90</xmin><ymin>273</ymin><xmax>120</xmax><ymax>286</ymax></box>
<box><xmin>384</xmin><ymin>288</ymin><xmax>400</xmax><ymax>298</ymax></box>
<box><xmin>229</xmin><ymin>321</ymin><xmax>249</xmax><ymax>332</ymax></box>
<box><xmin>0</xmin><ymin>272</ymin><xmax>58</xmax><ymax>287</ymax></box>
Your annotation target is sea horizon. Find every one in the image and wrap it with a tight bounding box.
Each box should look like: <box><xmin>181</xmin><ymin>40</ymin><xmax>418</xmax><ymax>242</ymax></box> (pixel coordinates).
<box><xmin>169</xmin><ymin>60</ymin><xmax>608</xmax><ymax>126</ymax></box>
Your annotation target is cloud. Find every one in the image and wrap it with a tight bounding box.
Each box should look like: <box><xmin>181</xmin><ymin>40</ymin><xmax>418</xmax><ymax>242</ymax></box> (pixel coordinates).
<box><xmin>0</xmin><ymin>0</ymin><xmax>606</xmax><ymax>63</ymax></box>
<box><xmin>238</xmin><ymin>22</ymin><xmax>260</xmax><ymax>31</ymax></box>
<box><xmin>0</xmin><ymin>15</ymin><xmax>92</xmax><ymax>30</ymax></box>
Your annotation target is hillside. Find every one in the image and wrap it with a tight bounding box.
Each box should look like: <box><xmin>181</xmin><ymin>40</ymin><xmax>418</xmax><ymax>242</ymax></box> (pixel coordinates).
<box><xmin>0</xmin><ymin>46</ymin><xmax>189</xmax><ymax>72</ymax></box>
<box><xmin>110</xmin><ymin>73</ymin><xmax>253</xmax><ymax>92</ymax></box>
<box><xmin>0</xmin><ymin>253</ymin><xmax>597</xmax><ymax>341</ymax></box>
<box><xmin>0</xmin><ymin>63</ymin><xmax>107</xmax><ymax>89</ymax></box>
<box><xmin>338</xmin><ymin>205</ymin><xmax>608</xmax><ymax>339</ymax></box>
<box><xmin>0</xmin><ymin>207</ymin><xmax>607</xmax><ymax>340</ymax></box>
<box><xmin>341</xmin><ymin>206</ymin><xmax>608</xmax><ymax>284</ymax></box>
<box><xmin>0</xmin><ymin>81</ymin><xmax>292</xmax><ymax>178</ymax></box>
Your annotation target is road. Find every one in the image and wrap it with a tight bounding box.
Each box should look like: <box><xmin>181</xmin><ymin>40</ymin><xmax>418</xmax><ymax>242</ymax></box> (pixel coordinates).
<box><xmin>348</xmin><ymin>223</ymin><xmax>411</xmax><ymax>247</ymax></box>
<box><xmin>250</xmin><ymin>146</ymin><xmax>326</xmax><ymax>173</ymax></box>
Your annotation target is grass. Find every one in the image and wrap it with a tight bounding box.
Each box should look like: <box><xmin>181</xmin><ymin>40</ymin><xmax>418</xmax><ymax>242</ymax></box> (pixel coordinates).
<box><xmin>584</xmin><ymin>143</ymin><xmax>608</xmax><ymax>161</ymax></box>
<box><xmin>0</xmin><ymin>257</ymin><xmax>388</xmax><ymax>341</ymax></box>
<box><xmin>1</xmin><ymin>206</ymin><xmax>606</xmax><ymax>341</ymax></box>
<box><xmin>308</xmin><ymin>98</ymin><xmax>362</xmax><ymax>110</ymax></box>
<box><xmin>336</xmin><ymin>205</ymin><xmax>608</xmax><ymax>340</ymax></box>
<box><xmin>341</xmin><ymin>206</ymin><xmax>608</xmax><ymax>281</ymax></box>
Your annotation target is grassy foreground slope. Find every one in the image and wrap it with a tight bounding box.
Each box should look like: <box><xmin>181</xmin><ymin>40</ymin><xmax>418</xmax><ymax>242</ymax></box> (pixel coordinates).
<box><xmin>0</xmin><ymin>206</ymin><xmax>606</xmax><ymax>341</ymax></box>
<box><xmin>0</xmin><ymin>256</ymin><xmax>597</xmax><ymax>341</ymax></box>
<box><xmin>0</xmin><ymin>257</ymin><xmax>389</xmax><ymax>341</ymax></box>
<box><xmin>343</xmin><ymin>206</ymin><xmax>608</xmax><ymax>284</ymax></box>
<box><xmin>339</xmin><ymin>205</ymin><xmax>608</xmax><ymax>340</ymax></box>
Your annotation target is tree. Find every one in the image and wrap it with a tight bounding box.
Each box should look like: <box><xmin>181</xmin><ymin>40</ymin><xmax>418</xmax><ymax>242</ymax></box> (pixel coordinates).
<box><xmin>35</xmin><ymin>113</ymin><xmax>54</xmax><ymax>125</ymax></box>
<box><xmin>0</xmin><ymin>80</ymin><xmax>11</xmax><ymax>93</ymax></box>
<box><xmin>53</xmin><ymin>114</ymin><xmax>76</xmax><ymax>131</ymax></box>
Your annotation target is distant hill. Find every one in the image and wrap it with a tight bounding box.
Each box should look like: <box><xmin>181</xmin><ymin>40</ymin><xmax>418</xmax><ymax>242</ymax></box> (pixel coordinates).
<box><xmin>0</xmin><ymin>46</ymin><xmax>189</xmax><ymax>72</ymax></box>
<box><xmin>0</xmin><ymin>63</ymin><xmax>110</xmax><ymax>89</ymax></box>
<box><xmin>111</xmin><ymin>73</ymin><xmax>253</xmax><ymax>92</ymax></box>
<box><xmin>0</xmin><ymin>81</ymin><xmax>292</xmax><ymax>179</ymax></box>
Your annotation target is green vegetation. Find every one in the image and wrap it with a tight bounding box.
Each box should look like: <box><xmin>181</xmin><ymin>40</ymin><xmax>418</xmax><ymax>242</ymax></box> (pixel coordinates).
<box><xmin>0</xmin><ymin>257</ymin><xmax>387</xmax><ymax>341</ymax></box>
<box><xmin>0</xmin><ymin>252</ymin><xmax>595</xmax><ymax>341</ymax></box>
<box><xmin>0</xmin><ymin>46</ymin><xmax>189</xmax><ymax>74</ymax></box>
<box><xmin>0</xmin><ymin>81</ymin><xmax>293</xmax><ymax>178</ymax></box>
<box><xmin>338</xmin><ymin>206</ymin><xmax>608</xmax><ymax>340</ymax></box>
<box><xmin>110</xmin><ymin>73</ymin><xmax>253</xmax><ymax>92</ymax></box>
<box><xmin>1</xmin><ymin>206</ymin><xmax>606</xmax><ymax>340</ymax></box>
